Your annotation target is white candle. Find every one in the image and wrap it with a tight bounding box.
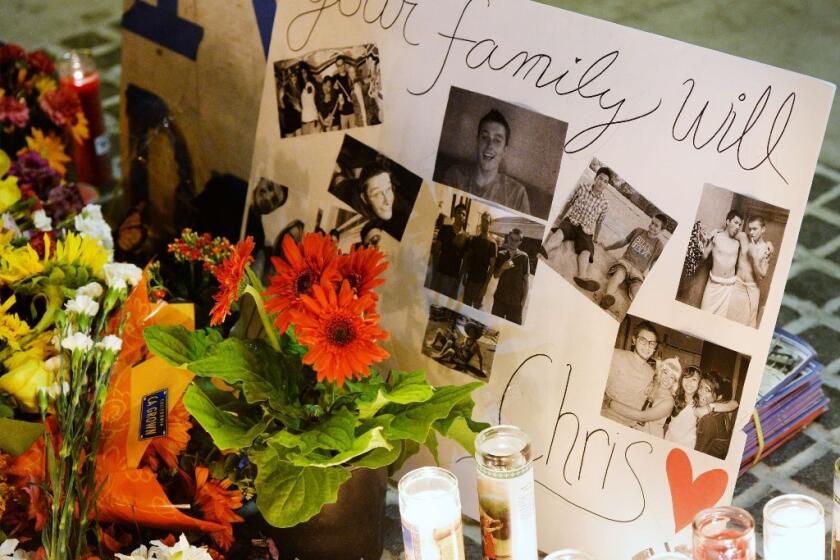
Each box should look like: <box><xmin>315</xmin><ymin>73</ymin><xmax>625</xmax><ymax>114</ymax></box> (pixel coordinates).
<box><xmin>398</xmin><ymin>467</ymin><xmax>465</xmax><ymax>560</ymax></box>
<box><xmin>544</xmin><ymin>549</ymin><xmax>595</xmax><ymax>559</ymax></box>
<box><xmin>763</xmin><ymin>494</ymin><xmax>824</xmax><ymax>560</ymax></box>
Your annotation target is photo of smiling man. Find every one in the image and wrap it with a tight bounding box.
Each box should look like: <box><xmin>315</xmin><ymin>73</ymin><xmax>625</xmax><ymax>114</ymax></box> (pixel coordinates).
<box><xmin>433</xmin><ymin>87</ymin><xmax>568</xmax><ymax>221</ymax></box>
<box><xmin>328</xmin><ymin>135</ymin><xmax>422</xmax><ymax>241</ymax></box>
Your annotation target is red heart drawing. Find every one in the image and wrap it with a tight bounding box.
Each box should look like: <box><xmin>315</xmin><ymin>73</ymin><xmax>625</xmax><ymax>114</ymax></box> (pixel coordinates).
<box><xmin>666</xmin><ymin>448</ymin><xmax>729</xmax><ymax>533</ymax></box>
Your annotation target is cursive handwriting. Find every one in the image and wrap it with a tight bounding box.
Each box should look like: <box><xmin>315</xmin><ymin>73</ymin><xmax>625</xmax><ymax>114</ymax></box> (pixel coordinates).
<box><xmin>672</xmin><ymin>80</ymin><xmax>795</xmax><ymax>184</ymax></box>
<box><xmin>286</xmin><ymin>0</ymin><xmax>421</xmax><ymax>52</ymax></box>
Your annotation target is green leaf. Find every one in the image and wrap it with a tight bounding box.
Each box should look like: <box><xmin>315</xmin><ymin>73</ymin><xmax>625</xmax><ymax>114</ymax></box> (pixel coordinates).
<box><xmin>351</xmin><ymin>440</ymin><xmax>403</xmax><ymax>469</ymax></box>
<box><xmin>0</xmin><ymin>418</ymin><xmax>43</xmax><ymax>456</ymax></box>
<box><xmin>391</xmin><ymin>439</ymin><xmax>420</xmax><ymax>473</ymax></box>
<box><xmin>188</xmin><ymin>338</ymin><xmax>300</xmax><ymax>408</ymax></box>
<box><xmin>287</xmin><ymin>427</ymin><xmax>391</xmax><ymax>468</ymax></box>
<box><xmin>356</xmin><ymin>371</ymin><xmax>434</xmax><ymax>419</ymax></box>
<box><xmin>425</xmin><ymin>429</ymin><xmax>439</xmax><ymax>464</ymax></box>
<box><xmin>385</xmin><ymin>383</ymin><xmax>483</xmax><ymax>443</ymax></box>
<box><xmin>144</xmin><ymin>325</ymin><xmax>223</xmax><ymax>366</ymax></box>
<box><xmin>435</xmin><ymin>415</ymin><xmax>480</xmax><ymax>455</ymax></box>
<box><xmin>267</xmin><ymin>408</ymin><xmax>357</xmax><ymax>455</ymax></box>
<box><xmin>251</xmin><ymin>447</ymin><xmax>351</xmax><ymax>528</ymax></box>
<box><xmin>183</xmin><ymin>384</ymin><xmax>267</xmax><ymax>450</ymax></box>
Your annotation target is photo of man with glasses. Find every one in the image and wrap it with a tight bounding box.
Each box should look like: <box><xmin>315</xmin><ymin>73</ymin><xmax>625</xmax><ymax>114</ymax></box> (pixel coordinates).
<box><xmin>601</xmin><ymin>321</ymin><xmax>660</xmax><ymax>427</ymax></box>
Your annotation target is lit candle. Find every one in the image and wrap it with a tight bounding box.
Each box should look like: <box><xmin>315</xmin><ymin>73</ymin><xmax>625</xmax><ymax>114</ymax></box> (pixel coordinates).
<box><xmin>544</xmin><ymin>549</ymin><xmax>595</xmax><ymax>559</ymax></box>
<box><xmin>57</xmin><ymin>49</ymin><xmax>112</xmax><ymax>189</ymax></box>
<box><xmin>398</xmin><ymin>466</ymin><xmax>465</xmax><ymax>560</ymax></box>
<box><xmin>692</xmin><ymin>506</ymin><xmax>756</xmax><ymax>559</ymax></box>
<box><xmin>763</xmin><ymin>494</ymin><xmax>824</xmax><ymax>560</ymax></box>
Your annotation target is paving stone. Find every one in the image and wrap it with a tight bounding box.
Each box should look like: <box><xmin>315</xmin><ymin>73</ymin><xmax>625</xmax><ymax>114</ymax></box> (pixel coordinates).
<box><xmin>734</xmin><ymin>471</ymin><xmax>759</xmax><ymax>496</ymax></box>
<box><xmin>796</xmin><ymin>213</ymin><xmax>840</xmax><ymax>249</ymax></box>
<box><xmin>99</xmin><ymin>80</ymin><xmax>119</xmax><ymax>102</ymax></box>
<box><xmin>818</xmin><ymin>385</ymin><xmax>840</xmax><ymax>430</ymax></box>
<box><xmin>60</xmin><ymin>30</ymin><xmax>111</xmax><ymax>50</ymax></box>
<box><xmin>763</xmin><ymin>432</ymin><xmax>815</xmax><ymax>466</ymax></box>
<box><xmin>94</xmin><ymin>46</ymin><xmax>121</xmax><ymax>70</ymax></box>
<box><xmin>783</xmin><ymin>269</ymin><xmax>839</xmax><ymax>307</ymax></box>
<box><xmin>791</xmin><ymin>451</ymin><xmax>835</xmax><ymax>497</ymax></box>
<box><xmin>774</xmin><ymin>303</ymin><xmax>799</xmax><ymax>329</ymax></box>
<box><xmin>800</xmin><ymin>325</ymin><xmax>840</xmax><ymax>366</ymax></box>
<box><xmin>81</xmin><ymin>8</ymin><xmax>114</xmax><ymax>23</ymax></box>
<box><xmin>809</xmin><ymin>172</ymin><xmax>837</xmax><ymax>201</ymax></box>
<box><xmin>745</xmin><ymin>489</ymin><xmax>783</xmax><ymax>535</ymax></box>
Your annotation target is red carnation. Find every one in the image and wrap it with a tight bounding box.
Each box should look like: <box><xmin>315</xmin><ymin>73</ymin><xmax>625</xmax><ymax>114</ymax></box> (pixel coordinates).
<box><xmin>0</xmin><ymin>44</ymin><xmax>25</xmax><ymax>65</ymax></box>
<box><xmin>40</xmin><ymin>89</ymin><xmax>82</xmax><ymax>127</ymax></box>
<box><xmin>27</xmin><ymin>50</ymin><xmax>55</xmax><ymax>75</ymax></box>
<box><xmin>0</xmin><ymin>96</ymin><xmax>29</xmax><ymax>128</ymax></box>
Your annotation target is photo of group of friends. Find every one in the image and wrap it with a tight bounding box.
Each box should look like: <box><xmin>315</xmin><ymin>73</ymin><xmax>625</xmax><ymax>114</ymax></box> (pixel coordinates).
<box><xmin>420</xmin><ymin>305</ymin><xmax>499</xmax><ymax>380</ymax></box>
<box><xmin>601</xmin><ymin>315</ymin><xmax>750</xmax><ymax>459</ymax></box>
<box><xmin>423</xmin><ymin>188</ymin><xmax>545</xmax><ymax>326</ymax></box>
<box><xmin>677</xmin><ymin>184</ymin><xmax>788</xmax><ymax>329</ymax></box>
<box><xmin>312</xmin><ymin>204</ymin><xmax>395</xmax><ymax>256</ymax></box>
<box><xmin>433</xmin><ymin>86</ymin><xmax>568</xmax><ymax>221</ymax></box>
<box><xmin>542</xmin><ymin>158</ymin><xmax>677</xmax><ymax>321</ymax></box>
<box><xmin>328</xmin><ymin>135</ymin><xmax>422</xmax><ymax>241</ymax></box>
<box><xmin>274</xmin><ymin>43</ymin><xmax>383</xmax><ymax>138</ymax></box>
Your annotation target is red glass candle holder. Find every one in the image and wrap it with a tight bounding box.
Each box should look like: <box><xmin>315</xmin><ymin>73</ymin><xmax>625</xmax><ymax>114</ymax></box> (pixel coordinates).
<box><xmin>692</xmin><ymin>506</ymin><xmax>756</xmax><ymax>560</ymax></box>
<box><xmin>57</xmin><ymin>49</ymin><xmax>112</xmax><ymax>189</ymax></box>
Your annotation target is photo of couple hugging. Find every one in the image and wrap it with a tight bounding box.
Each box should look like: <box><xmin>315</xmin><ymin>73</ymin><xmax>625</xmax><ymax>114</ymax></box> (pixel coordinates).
<box><xmin>601</xmin><ymin>316</ymin><xmax>750</xmax><ymax>460</ymax></box>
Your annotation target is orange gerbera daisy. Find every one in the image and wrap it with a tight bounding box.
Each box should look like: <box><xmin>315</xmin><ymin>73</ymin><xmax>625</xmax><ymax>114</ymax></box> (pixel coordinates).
<box><xmin>209</xmin><ymin>236</ymin><xmax>255</xmax><ymax>326</ymax></box>
<box><xmin>194</xmin><ymin>466</ymin><xmax>244</xmax><ymax>550</ymax></box>
<box><xmin>291</xmin><ymin>279</ymin><xmax>389</xmax><ymax>386</ymax></box>
<box><xmin>19</xmin><ymin>128</ymin><xmax>70</xmax><ymax>175</ymax></box>
<box><xmin>264</xmin><ymin>232</ymin><xmax>340</xmax><ymax>334</ymax></box>
<box><xmin>70</xmin><ymin>110</ymin><xmax>89</xmax><ymax>144</ymax></box>
<box><xmin>143</xmin><ymin>399</ymin><xmax>192</xmax><ymax>471</ymax></box>
<box><xmin>337</xmin><ymin>244</ymin><xmax>387</xmax><ymax>301</ymax></box>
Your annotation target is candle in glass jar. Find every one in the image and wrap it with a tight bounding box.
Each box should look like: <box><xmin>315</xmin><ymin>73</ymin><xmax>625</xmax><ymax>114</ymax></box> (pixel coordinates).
<box><xmin>398</xmin><ymin>466</ymin><xmax>465</xmax><ymax>560</ymax></box>
<box><xmin>763</xmin><ymin>494</ymin><xmax>824</xmax><ymax>560</ymax></box>
<box><xmin>544</xmin><ymin>549</ymin><xmax>595</xmax><ymax>559</ymax></box>
<box><xmin>57</xmin><ymin>49</ymin><xmax>112</xmax><ymax>188</ymax></box>
<box><xmin>692</xmin><ymin>506</ymin><xmax>756</xmax><ymax>560</ymax></box>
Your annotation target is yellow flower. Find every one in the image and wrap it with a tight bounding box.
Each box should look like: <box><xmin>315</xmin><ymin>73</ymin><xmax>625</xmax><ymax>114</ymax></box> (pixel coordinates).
<box><xmin>71</xmin><ymin>110</ymin><xmax>89</xmax><ymax>144</ymax></box>
<box><xmin>0</xmin><ymin>357</ymin><xmax>52</xmax><ymax>412</ymax></box>
<box><xmin>34</xmin><ymin>75</ymin><xmax>57</xmax><ymax>98</ymax></box>
<box><xmin>20</xmin><ymin>128</ymin><xmax>70</xmax><ymax>176</ymax></box>
<box><xmin>0</xmin><ymin>296</ymin><xmax>31</xmax><ymax>351</ymax></box>
<box><xmin>49</xmin><ymin>232</ymin><xmax>109</xmax><ymax>278</ymax></box>
<box><xmin>0</xmin><ymin>242</ymin><xmax>44</xmax><ymax>283</ymax></box>
<box><xmin>4</xmin><ymin>332</ymin><xmax>52</xmax><ymax>370</ymax></box>
<box><xmin>0</xmin><ymin>175</ymin><xmax>20</xmax><ymax>212</ymax></box>
<box><xmin>0</xmin><ymin>149</ymin><xmax>10</xmax><ymax>176</ymax></box>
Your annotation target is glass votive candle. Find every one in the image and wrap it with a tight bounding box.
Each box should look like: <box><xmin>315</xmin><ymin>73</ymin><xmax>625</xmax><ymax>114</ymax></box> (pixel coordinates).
<box><xmin>544</xmin><ymin>549</ymin><xmax>595</xmax><ymax>559</ymax></box>
<box><xmin>398</xmin><ymin>466</ymin><xmax>465</xmax><ymax>559</ymax></box>
<box><xmin>692</xmin><ymin>506</ymin><xmax>756</xmax><ymax>559</ymax></box>
<box><xmin>763</xmin><ymin>493</ymin><xmax>824</xmax><ymax>560</ymax></box>
<box><xmin>649</xmin><ymin>554</ymin><xmax>690</xmax><ymax>559</ymax></box>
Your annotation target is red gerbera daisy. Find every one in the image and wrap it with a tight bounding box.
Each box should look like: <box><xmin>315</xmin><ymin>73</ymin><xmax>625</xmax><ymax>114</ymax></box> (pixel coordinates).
<box><xmin>209</xmin><ymin>236</ymin><xmax>255</xmax><ymax>326</ymax></box>
<box><xmin>337</xmin><ymin>244</ymin><xmax>388</xmax><ymax>302</ymax></box>
<box><xmin>291</xmin><ymin>279</ymin><xmax>389</xmax><ymax>386</ymax></box>
<box><xmin>194</xmin><ymin>466</ymin><xmax>244</xmax><ymax>550</ymax></box>
<box><xmin>264</xmin><ymin>232</ymin><xmax>340</xmax><ymax>334</ymax></box>
<box><xmin>39</xmin><ymin>89</ymin><xmax>82</xmax><ymax>127</ymax></box>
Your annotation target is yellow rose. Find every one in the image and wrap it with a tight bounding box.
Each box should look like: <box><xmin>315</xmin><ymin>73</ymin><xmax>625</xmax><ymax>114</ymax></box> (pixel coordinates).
<box><xmin>0</xmin><ymin>175</ymin><xmax>21</xmax><ymax>213</ymax></box>
<box><xmin>0</xmin><ymin>358</ymin><xmax>52</xmax><ymax>413</ymax></box>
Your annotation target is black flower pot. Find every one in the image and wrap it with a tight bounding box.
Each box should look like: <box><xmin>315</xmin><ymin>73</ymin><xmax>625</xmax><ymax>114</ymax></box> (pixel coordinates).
<box><xmin>263</xmin><ymin>467</ymin><xmax>388</xmax><ymax>560</ymax></box>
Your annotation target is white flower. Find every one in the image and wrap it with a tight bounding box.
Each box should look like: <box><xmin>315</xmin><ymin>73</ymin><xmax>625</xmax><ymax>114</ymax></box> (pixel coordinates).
<box><xmin>44</xmin><ymin>355</ymin><xmax>61</xmax><ymax>372</ymax></box>
<box><xmin>61</xmin><ymin>332</ymin><xmax>94</xmax><ymax>353</ymax></box>
<box><xmin>2</xmin><ymin>213</ymin><xmax>22</xmax><ymax>239</ymax></box>
<box><xmin>46</xmin><ymin>380</ymin><xmax>70</xmax><ymax>400</ymax></box>
<box><xmin>75</xmin><ymin>204</ymin><xmax>113</xmax><ymax>252</ymax></box>
<box><xmin>77</xmin><ymin>281</ymin><xmax>104</xmax><ymax>299</ymax></box>
<box><xmin>0</xmin><ymin>540</ymin><xmax>34</xmax><ymax>560</ymax></box>
<box><xmin>149</xmin><ymin>534</ymin><xmax>212</xmax><ymax>560</ymax></box>
<box><xmin>115</xmin><ymin>545</ymin><xmax>151</xmax><ymax>560</ymax></box>
<box><xmin>65</xmin><ymin>294</ymin><xmax>100</xmax><ymax>317</ymax></box>
<box><xmin>32</xmin><ymin>209</ymin><xmax>52</xmax><ymax>232</ymax></box>
<box><xmin>104</xmin><ymin>262</ymin><xmax>143</xmax><ymax>290</ymax></box>
<box><xmin>98</xmin><ymin>335</ymin><xmax>123</xmax><ymax>353</ymax></box>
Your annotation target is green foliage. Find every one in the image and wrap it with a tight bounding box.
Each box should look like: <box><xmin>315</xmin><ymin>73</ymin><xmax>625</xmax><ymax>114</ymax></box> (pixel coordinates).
<box><xmin>145</xmin><ymin>324</ymin><xmax>487</xmax><ymax>528</ymax></box>
<box><xmin>0</xmin><ymin>418</ymin><xmax>44</xmax><ymax>455</ymax></box>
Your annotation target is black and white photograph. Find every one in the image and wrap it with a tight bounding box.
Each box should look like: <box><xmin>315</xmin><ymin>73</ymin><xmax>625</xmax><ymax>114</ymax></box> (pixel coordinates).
<box><xmin>542</xmin><ymin>158</ymin><xmax>676</xmax><ymax>321</ymax></box>
<box><xmin>676</xmin><ymin>184</ymin><xmax>789</xmax><ymax>329</ymax></box>
<box><xmin>421</xmin><ymin>305</ymin><xmax>500</xmax><ymax>380</ymax></box>
<box><xmin>601</xmin><ymin>314</ymin><xmax>750</xmax><ymax>459</ymax></box>
<box><xmin>273</xmin><ymin>43</ymin><xmax>383</xmax><ymax>138</ymax></box>
<box><xmin>423</xmin><ymin>187</ymin><xmax>546</xmax><ymax>326</ymax></box>
<box><xmin>327</xmin><ymin>135</ymin><xmax>422</xmax><ymax>242</ymax></box>
<box><xmin>242</xmin><ymin>177</ymin><xmax>307</xmax><ymax>281</ymax></box>
<box><xmin>433</xmin><ymin>86</ymin><xmax>568</xmax><ymax>220</ymax></box>
<box><xmin>312</xmin><ymin>204</ymin><xmax>394</xmax><ymax>256</ymax></box>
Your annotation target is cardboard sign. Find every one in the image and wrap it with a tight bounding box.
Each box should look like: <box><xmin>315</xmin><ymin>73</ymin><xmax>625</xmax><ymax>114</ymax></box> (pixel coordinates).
<box><xmin>243</xmin><ymin>1</ymin><xmax>835</xmax><ymax>556</ymax></box>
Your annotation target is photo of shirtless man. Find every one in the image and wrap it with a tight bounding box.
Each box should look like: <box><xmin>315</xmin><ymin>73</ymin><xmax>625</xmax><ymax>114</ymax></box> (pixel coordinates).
<box><xmin>700</xmin><ymin>210</ymin><xmax>744</xmax><ymax>316</ymax></box>
<box><xmin>729</xmin><ymin>216</ymin><xmax>774</xmax><ymax>327</ymax></box>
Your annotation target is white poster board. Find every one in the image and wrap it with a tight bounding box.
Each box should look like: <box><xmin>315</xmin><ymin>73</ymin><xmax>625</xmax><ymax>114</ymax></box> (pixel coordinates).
<box><xmin>244</xmin><ymin>1</ymin><xmax>834</xmax><ymax>556</ymax></box>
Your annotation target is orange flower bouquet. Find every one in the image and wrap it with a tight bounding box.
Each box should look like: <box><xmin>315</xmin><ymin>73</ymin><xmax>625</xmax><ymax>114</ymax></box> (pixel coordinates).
<box><xmin>144</xmin><ymin>232</ymin><xmax>488</xmax><ymax>529</ymax></box>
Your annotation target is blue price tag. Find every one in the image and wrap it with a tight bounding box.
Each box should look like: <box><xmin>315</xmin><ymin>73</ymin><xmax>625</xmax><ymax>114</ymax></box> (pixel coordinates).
<box><xmin>139</xmin><ymin>389</ymin><xmax>168</xmax><ymax>440</ymax></box>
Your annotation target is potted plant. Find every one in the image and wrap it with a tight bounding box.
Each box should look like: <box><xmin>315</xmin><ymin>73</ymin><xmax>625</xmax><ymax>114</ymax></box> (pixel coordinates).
<box><xmin>144</xmin><ymin>232</ymin><xmax>487</xmax><ymax>559</ymax></box>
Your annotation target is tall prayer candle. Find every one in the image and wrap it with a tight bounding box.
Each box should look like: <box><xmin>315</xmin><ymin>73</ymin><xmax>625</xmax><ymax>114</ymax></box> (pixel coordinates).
<box><xmin>398</xmin><ymin>466</ymin><xmax>465</xmax><ymax>560</ymax></box>
<box><xmin>691</xmin><ymin>506</ymin><xmax>756</xmax><ymax>560</ymax></box>
<box><xmin>475</xmin><ymin>424</ymin><xmax>538</xmax><ymax>560</ymax></box>
<box><xmin>763</xmin><ymin>494</ymin><xmax>824</xmax><ymax>560</ymax></box>
<box><xmin>57</xmin><ymin>50</ymin><xmax>112</xmax><ymax>188</ymax></box>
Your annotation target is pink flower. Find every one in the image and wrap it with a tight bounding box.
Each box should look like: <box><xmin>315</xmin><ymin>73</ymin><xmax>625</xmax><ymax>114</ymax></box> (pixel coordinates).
<box><xmin>0</xmin><ymin>96</ymin><xmax>29</xmax><ymax>128</ymax></box>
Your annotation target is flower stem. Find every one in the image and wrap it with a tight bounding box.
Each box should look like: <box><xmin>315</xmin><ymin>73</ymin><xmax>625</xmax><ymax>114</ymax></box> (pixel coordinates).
<box><xmin>243</xmin><ymin>276</ymin><xmax>280</xmax><ymax>352</ymax></box>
